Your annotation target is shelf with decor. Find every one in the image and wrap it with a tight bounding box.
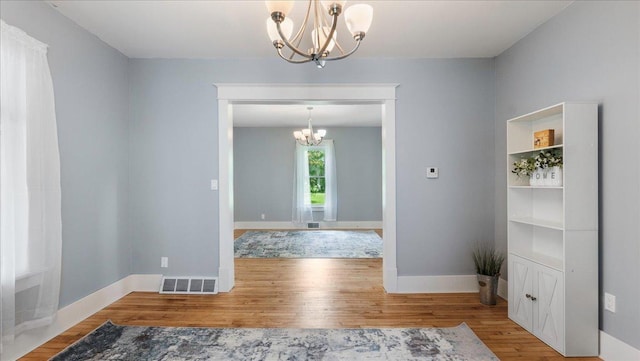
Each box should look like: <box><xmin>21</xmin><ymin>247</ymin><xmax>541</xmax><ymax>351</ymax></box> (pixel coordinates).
<box><xmin>508</xmin><ymin>144</ymin><xmax>563</xmax><ymax>156</ymax></box>
<box><xmin>507</xmin><ymin>102</ymin><xmax>598</xmax><ymax>357</ymax></box>
<box><xmin>508</xmin><ymin>185</ymin><xmax>563</xmax><ymax>189</ymax></box>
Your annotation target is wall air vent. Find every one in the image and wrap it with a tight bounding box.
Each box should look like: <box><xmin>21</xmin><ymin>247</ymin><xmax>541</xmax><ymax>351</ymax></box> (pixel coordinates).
<box><xmin>159</xmin><ymin>277</ymin><xmax>218</xmax><ymax>295</ymax></box>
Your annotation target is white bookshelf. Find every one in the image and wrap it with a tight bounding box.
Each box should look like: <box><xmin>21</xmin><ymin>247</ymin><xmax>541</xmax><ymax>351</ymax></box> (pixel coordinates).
<box><xmin>506</xmin><ymin>102</ymin><xmax>598</xmax><ymax>356</ymax></box>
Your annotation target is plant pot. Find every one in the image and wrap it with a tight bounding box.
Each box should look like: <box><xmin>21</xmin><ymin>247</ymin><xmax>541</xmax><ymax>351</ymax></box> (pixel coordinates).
<box><xmin>529</xmin><ymin>169</ymin><xmax>544</xmax><ymax>187</ymax></box>
<box><xmin>477</xmin><ymin>274</ymin><xmax>499</xmax><ymax>306</ymax></box>
<box><xmin>545</xmin><ymin>166</ymin><xmax>563</xmax><ymax>187</ymax></box>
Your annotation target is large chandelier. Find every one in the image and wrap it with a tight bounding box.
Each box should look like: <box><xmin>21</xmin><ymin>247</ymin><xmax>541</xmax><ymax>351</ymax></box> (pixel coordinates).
<box><xmin>294</xmin><ymin>107</ymin><xmax>326</xmax><ymax>146</ymax></box>
<box><xmin>266</xmin><ymin>1</ymin><xmax>373</xmax><ymax>68</ymax></box>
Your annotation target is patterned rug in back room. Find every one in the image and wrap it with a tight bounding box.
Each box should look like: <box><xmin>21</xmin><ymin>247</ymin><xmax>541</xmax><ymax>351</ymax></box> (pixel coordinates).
<box><xmin>234</xmin><ymin>230</ymin><xmax>383</xmax><ymax>258</ymax></box>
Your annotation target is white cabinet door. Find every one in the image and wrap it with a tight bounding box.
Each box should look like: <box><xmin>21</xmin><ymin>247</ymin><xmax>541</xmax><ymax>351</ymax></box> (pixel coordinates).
<box><xmin>534</xmin><ymin>266</ymin><xmax>565</xmax><ymax>353</ymax></box>
<box><xmin>509</xmin><ymin>255</ymin><xmax>533</xmax><ymax>330</ymax></box>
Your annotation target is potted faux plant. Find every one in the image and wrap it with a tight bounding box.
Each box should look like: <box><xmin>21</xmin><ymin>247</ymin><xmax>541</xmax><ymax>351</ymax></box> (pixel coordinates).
<box><xmin>472</xmin><ymin>243</ymin><xmax>505</xmax><ymax>306</ymax></box>
<box><xmin>533</xmin><ymin>149</ymin><xmax>563</xmax><ymax>186</ymax></box>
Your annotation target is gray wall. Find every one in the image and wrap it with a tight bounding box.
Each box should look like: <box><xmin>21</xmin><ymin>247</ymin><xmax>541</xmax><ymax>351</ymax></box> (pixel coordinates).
<box><xmin>494</xmin><ymin>1</ymin><xmax>640</xmax><ymax>349</ymax></box>
<box><xmin>128</xmin><ymin>58</ymin><xmax>496</xmax><ymax>277</ymax></box>
<box><xmin>234</xmin><ymin>127</ymin><xmax>383</xmax><ymax>222</ymax></box>
<box><xmin>0</xmin><ymin>1</ymin><xmax>131</xmax><ymax>307</ymax></box>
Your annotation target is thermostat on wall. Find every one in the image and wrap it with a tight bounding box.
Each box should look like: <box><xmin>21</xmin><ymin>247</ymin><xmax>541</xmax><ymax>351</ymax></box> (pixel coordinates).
<box><xmin>427</xmin><ymin>167</ymin><xmax>439</xmax><ymax>179</ymax></box>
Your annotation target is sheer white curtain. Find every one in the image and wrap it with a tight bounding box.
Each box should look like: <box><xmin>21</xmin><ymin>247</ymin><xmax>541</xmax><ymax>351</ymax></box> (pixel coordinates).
<box><xmin>322</xmin><ymin>140</ymin><xmax>337</xmax><ymax>221</ymax></box>
<box><xmin>1</xmin><ymin>20</ymin><xmax>62</xmax><ymax>353</ymax></box>
<box><xmin>292</xmin><ymin>143</ymin><xmax>313</xmax><ymax>223</ymax></box>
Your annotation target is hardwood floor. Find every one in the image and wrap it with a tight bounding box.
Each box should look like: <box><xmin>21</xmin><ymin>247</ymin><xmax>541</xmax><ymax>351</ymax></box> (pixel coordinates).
<box><xmin>22</xmin><ymin>230</ymin><xmax>600</xmax><ymax>360</ymax></box>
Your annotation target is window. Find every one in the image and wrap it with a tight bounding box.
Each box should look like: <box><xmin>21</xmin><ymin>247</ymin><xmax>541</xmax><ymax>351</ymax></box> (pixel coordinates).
<box><xmin>293</xmin><ymin>140</ymin><xmax>335</xmax><ymax>223</ymax></box>
<box><xmin>1</xmin><ymin>19</ymin><xmax>62</xmax><ymax>343</ymax></box>
<box><xmin>307</xmin><ymin>149</ymin><xmax>325</xmax><ymax>206</ymax></box>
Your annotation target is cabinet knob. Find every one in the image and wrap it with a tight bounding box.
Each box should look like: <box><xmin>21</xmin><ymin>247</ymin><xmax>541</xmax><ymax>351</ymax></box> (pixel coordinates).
<box><xmin>531</xmin><ymin>296</ymin><xmax>537</xmax><ymax>301</ymax></box>
<box><xmin>526</xmin><ymin>293</ymin><xmax>531</xmax><ymax>299</ymax></box>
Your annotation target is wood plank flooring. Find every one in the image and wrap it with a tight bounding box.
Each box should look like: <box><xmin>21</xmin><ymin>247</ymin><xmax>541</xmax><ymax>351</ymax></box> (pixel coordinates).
<box><xmin>21</xmin><ymin>230</ymin><xmax>600</xmax><ymax>361</ymax></box>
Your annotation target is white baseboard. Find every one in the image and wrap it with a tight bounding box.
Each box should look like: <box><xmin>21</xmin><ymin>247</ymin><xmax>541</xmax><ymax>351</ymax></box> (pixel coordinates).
<box><xmin>234</xmin><ymin>221</ymin><xmax>383</xmax><ymax>230</ymax></box>
<box><xmin>383</xmin><ymin>267</ymin><xmax>398</xmax><ymax>293</ymax></box>
<box><xmin>600</xmin><ymin>331</ymin><xmax>640</xmax><ymax>360</ymax></box>
<box><xmin>1</xmin><ymin>274</ymin><xmax>161</xmax><ymax>361</ymax></box>
<box><xmin>497</xmin><ymin>277</ymin><xmax>508</xmax><ymax>300</ymax></box>
<box><xmin>396</xmin><ymin>275</ymin><xmax>478</xmax><ymax>293</ymax></box>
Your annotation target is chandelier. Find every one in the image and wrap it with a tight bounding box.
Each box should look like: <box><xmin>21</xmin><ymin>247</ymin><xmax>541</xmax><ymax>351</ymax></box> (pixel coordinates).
<box><xmin>266</xmin><ymin>1</ymin><xmax>373</xmax><ymax>68</ymax></box>
<box><xmin>294</xmin><ymin>107</ymin><xmax>326</xmax><ymax>146</ymax></box>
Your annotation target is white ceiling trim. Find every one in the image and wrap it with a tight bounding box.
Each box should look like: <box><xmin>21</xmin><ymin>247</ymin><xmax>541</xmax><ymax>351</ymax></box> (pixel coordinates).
<box><xmin>216</xmin><ymin>83</ymin><xmax>397</xmax><ymax>127</ymax></box>
<box><xmin>215</xmin><ymin>83</ymin><xmax>398</xmax><ymax>101</ymax></box>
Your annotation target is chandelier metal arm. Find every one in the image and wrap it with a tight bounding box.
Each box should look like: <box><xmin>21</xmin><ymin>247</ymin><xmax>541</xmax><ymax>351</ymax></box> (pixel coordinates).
<box><xmin>276</xmin><ymin>20</ymin><xmax>311</xmax><ymax>59</ymax></box>
<box><xmin>323</xmin><ymin>39</ymin><xmax>362</xmax><ymax>61</ymax></box>
<box><xmin>290</xmin><ymin>0</ymin><xmax>313</xmax><ymax>47</ymax></box>
<box><xmin>276</xmin><ymin>48</ymin><xmax>313</xmax><ymax>64</ymax></box>
<box><xmin>315</xmin><ymin>12</ymin><xmax>340</xmax><ymax>57</ymax></box>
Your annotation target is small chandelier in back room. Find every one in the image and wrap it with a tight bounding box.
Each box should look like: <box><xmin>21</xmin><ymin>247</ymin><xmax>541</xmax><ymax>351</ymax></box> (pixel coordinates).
<box><xmin>294</xmin><ymin>107</ymin><xmax>326</xmax><ymax>146</ymax></box>
<box><xmin>265</xmin><ymin>1</ymin><xmax>373</xmax><ymax>68</ymax></box>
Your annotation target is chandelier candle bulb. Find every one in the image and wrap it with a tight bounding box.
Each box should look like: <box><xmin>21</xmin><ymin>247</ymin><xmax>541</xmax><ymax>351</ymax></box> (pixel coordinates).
<box><xmin>266</xmin><ymin>17</ymin><xmax>293</xmax><ymax>43</ymax></box>
<box><xmin>266</xmin><ymin>1</ymin><xmax>295</xmax><ymax>16</ymax></box>
<box><xmin>321</xmin><ymin>1</ymin><xmax>346</xmax><ymax>12</ymax></box>
<box><xmin>312</xmin><ymin>27</ymin><xmax>337</xmax><ymax>53</ymax></box>
<box><xmin>345</xmin><ymin>4</ymin><xmax>374</xmax><ymax>38</ymax></box>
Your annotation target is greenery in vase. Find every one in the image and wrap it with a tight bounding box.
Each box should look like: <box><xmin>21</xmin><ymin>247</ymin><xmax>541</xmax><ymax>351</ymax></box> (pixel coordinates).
<box><xmin>534</xmin><ymin>149</ymin><xmax>563</xmax><ymax>169</ymax></box>
<box><xmin>512</xmin><ymin>158</ymin><xmax>536</xmax><ymax>178</ymax></box>
<box><xmin>512</xmin><ymin>149</ymin><xmax>563</xmax><ymax>178</ymax></box>
<box><xmin>472</xmin><ymin>243</ymin><xmax>505</xmax><ymax>277</ymax></box>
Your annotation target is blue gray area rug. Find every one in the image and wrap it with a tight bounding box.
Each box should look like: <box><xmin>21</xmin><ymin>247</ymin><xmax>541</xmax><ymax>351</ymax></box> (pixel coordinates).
<box><xmin>50</xmin><ymin>321</ymin><xmax>499</xmax><ymax>361</ymax></box>
<box><xmin>234</xmin><ymin>230</ymin><xmax>383</xmax><ymax>258</ymax></box>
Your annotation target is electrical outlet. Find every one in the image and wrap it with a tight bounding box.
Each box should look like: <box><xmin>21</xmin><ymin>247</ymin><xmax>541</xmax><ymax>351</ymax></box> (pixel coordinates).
<box><xmin>604</xmin><ymin>292</ymin><xmax>616</xmax><ymax>312</ymax></box>
<box><xmin>427</xmin><ymin>167</ymin><xmax>439</xmax><ymax>179</ymax></box>
<box><xmin>261</xmin><ymin>213</ymin><xmax>266</xmax><ymax>220</ymax></box>
<box><xmin>161</xmin><ymin>257</ymin><xmax>168</xmax><ymax>268</ymax></box>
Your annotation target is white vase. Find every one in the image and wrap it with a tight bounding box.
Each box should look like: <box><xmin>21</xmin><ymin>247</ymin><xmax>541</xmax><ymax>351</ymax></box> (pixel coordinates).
<box><xmin>540</xmin><ymin>168</ymin><xmax>550</xmax><ymax>186</ymax></box>
<box><xmin>546</xmin><ymin>166</ymin><xmax>563</xmax><ymax>187</ymax></box>
<box><xmin>530</xmin><ymin>169</ymin><xmax>544</xmax><ymax>187</ymax></box>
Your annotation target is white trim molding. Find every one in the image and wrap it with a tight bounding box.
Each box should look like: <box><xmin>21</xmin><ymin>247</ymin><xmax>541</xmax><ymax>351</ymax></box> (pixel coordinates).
<box><xmin>234</xmin><ymin>221</ymin><xmax>383</xmax><ymax>230</ymax></box>
<box><xmin>497</xmin><ymin>277</ymin><xmax>508</xmax><ymax>300</ymax></box>
<box><xmin>396</xmin><ymin>275</ymin><xmax>509</xmax><ymax>298</ymax></box>
<box><xmin>216</xmin><ymin>83</ymin><xmax>398</xmax><ymax>101</ymax></box>
<box><xmin>396</xmin><ymin>275</ymin><xmax>479</xmax><ymax>293</ymax></box>
<box><xmin>215</xmin><ymin>83</ymin><xmax>398</xmax><ymax>293</ymax></box>
<box><xmin>2</xmin><ymin>274</ymin><xmax>162</xmax><ymax>361</ymax></box>
<box><xmin>600</xmin><ymin>331</ymin><xmax>640</xmax><ymax>360</ymax></box>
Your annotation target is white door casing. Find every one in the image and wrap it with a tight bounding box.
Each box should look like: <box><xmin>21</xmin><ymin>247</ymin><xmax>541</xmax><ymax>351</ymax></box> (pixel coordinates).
<box><xmin>215</xmin><ymin>83</ymin><xmax>399</xmax><ymax>293</ymax></box>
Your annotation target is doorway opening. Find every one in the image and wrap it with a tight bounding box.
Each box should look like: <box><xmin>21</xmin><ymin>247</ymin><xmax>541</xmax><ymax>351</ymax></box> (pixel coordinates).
<box><xmin>216</xmin><ymin>84</ymin><xmax>398</xmax><ymax>292</ymax></box>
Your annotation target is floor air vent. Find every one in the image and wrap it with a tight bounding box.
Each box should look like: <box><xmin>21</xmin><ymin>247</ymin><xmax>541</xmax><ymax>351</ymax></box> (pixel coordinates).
<box><xmin>307</xmin><ymin>222</ymin><xmax>320</xmax><ymax>229</ymax></box>
<box><xmin>160</xmin><ymin>277</ymin><xmax>218</xmax><ymax>295</ymax></box>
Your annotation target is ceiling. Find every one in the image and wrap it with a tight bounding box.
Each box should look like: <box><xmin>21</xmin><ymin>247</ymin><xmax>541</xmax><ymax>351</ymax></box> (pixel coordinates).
<box><xmin>45</xmin><ymin>0</ymin><xmax>571</xmax><ymax>127</ymax></box>
<box><xmin>47</xmin><ymin>0</ymin><xmax>572</xmax><ymax>59</ymax></box>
